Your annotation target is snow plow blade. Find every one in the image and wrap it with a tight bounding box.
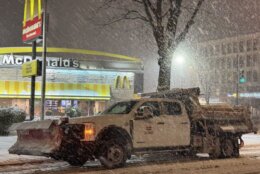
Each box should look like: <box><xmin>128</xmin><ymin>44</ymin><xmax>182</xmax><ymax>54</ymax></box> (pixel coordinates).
<box><xmin>8</xmin><ymin>120</ymin><xmax>63</xmax><ymax>157</ymax></box>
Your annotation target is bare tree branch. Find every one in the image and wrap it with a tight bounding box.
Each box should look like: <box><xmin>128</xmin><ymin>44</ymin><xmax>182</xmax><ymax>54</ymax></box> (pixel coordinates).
<box><xmin>175</xmin><ymin>0</ymin><xmax>205</xmax><ymax>45</ymax></box>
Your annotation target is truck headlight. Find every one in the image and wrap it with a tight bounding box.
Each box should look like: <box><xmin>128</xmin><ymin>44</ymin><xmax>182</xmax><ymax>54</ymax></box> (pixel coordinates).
<box><xmin>84</xmin><ymin>123</ymin><xmax>95</xmax><ymax>141</ymax></box>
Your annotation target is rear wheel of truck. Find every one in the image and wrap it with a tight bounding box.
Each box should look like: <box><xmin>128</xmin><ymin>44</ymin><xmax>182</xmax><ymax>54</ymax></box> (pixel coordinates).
<box><xmin>99</xmin><ymin>139</ymin><xmax>127</xmax><ymax>169</ymax></box>
<box><xmin>221</xmin><ymin>138</ymin><xmax>237</xmax><ymax>158</ymax></box>
<box><xmin>209</xmin><ymin>138</ymin><xmax>221</xmax><ymax>159</ymax></box>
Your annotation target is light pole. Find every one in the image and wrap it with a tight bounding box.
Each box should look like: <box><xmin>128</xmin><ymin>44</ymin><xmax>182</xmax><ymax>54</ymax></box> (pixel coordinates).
<box><xmin>41</xmin><ymin>0</ymin><xmax>48</xmax><ymax>120</ymax></box>
<box><xmin>236</xmin><ymin>55</ymin><xmax>239</xmax><ymax>105</ymax></box>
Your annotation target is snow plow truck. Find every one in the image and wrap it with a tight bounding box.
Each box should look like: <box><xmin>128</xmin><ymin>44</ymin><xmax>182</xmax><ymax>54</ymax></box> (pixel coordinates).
<box><xmin>9</xmin><ymin>88</ymin><xmax>257</xmax><ymax>168</ymax></box>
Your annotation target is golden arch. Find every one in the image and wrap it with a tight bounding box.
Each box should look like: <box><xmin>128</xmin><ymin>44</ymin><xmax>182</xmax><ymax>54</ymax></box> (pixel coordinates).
<box><xmin>23</xmin><ymin>0</ymin><xmax>42</xmax><ymax>26</ymax></box>
<box><xmin>114</xmin><ymin>76</ymin><xmax>131</xmax><ymax>89</ymax></box>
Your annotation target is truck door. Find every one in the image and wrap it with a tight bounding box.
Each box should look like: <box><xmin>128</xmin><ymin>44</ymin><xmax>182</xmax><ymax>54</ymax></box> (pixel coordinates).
<box><xmin>161</xmin><ymin>101</ymin><xmax>190</xmax><ymax>146</ymax></box>
<box><xmin>132</xmin><ymin>101</ymin><xmax>167</xmax><ymax>148</ymax></box>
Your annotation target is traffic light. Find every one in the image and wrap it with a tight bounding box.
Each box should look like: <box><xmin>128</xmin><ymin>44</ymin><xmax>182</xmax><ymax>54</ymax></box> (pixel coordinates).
<box><xmin>239</xmin><ymin>70</ymin><xmax>246</xmax><ymax>84</ymax></box>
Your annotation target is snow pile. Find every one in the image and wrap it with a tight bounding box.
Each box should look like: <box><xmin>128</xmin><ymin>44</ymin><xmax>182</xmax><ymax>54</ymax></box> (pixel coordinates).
<box><xmin>0</xmin><ymin>136</ymin><xmax>47</xmax><ymax>165</ymax></box>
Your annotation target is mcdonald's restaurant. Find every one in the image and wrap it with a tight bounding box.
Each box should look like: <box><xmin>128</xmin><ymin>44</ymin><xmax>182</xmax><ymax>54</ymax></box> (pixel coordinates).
<box><xmin>0</xmin><ymin>49</ymin><xmax>144</xmax><ymax>117</ymax></box>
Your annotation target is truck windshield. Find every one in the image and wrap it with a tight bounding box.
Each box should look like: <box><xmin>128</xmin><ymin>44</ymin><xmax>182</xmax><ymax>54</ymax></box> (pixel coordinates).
<box><xmin>102</xmin><ymin>101</ymin><xmax>138</xmax><ymax>115</ymax></box>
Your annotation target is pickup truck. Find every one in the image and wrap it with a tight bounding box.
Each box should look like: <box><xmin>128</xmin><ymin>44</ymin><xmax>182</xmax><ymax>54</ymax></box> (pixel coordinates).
<box><xmin>9</xmin><ymin>88</ymin><xmax>257</xmax><ymax>168</ymax></box>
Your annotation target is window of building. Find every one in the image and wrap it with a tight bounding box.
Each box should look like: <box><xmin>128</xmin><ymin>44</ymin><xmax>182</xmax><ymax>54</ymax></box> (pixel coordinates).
<box><xmin>246</xmin><ymin>40</ymin><xmax>252</xmax><ymax>51</ymax></box>
<box><xmin>221</xmin><ymin>44</ymin><xmax>226</xmax><ymax>55</ymax></box>
<box><xmin>252</xmin><ymin>54</ymin><xmax>257</xmax><ymax>66</ymax></box>
<box><xmin>233</xmin><ymin>57</ymin><xmax>238</xmax><ymax>68</ymax></box>
<box><xmin>233</xmin><ymin>42</ymin><xmax>238</xmax><ymax>53</ymax></box>
<box><xmin>205</xmin><ymin>47</ymin><xmax>208</xmax><ymax>57</ymax></box>
<box><xmin>253</xmin><ymin>39</ymin><xmax>258</xmax><ymax>51</ymax></box>
<box><xmin>163</xmin><ymin>102</ymin><xmax>182</xmax><ymax>115</ymax></box>
<box><xmin>227</xmin><ymin>43</ymin><xmax>232</xmax><ymax>54</ymax></box>
<box><xmin>222</xmin><ymin>73</ymin><xmax>226</xmax><ymax>83</ymax></box>
<box><xmin>253</xmin><ymin>70</ymin><xmax>258</xmax><ymax>82</ymax></box>
<box><xmin>221</xmin><ymin>58</ymin><xmax>226</xmax><ymax>69</ymax></box>
<box><xmin>209</xmin><ymin>45</ymin><xmax>213</xmax><ymax>56</ymax></box>
<box><xmin>239</xmin><ymin>41</ymin><xmax>244</xmax><ymax>52</ymax></box>
<box><xmin>246</xmin><ymin>71</ymin><xmax>252</xmax><ymax>82</ymax></box>
<box><xmin>239</xmin><ymin>56</ymin><xmax>244</xmax><ymax>68</ymax></box>
<box><xmin>215</xmin><ymin>45</ymin><xmax>220</xmax><ymax>55</ymax></box>
<box><xmin>227</xmin><ymin>58</ymin><xmax>232</xmax><ymax>68</ymax></box>
<box><xmin>246</xmin><ymin>55</ymin><xmax>252</xmax><ymax>67</ymax></box>
<box><xmin>215</xmin><ymin>72</ymin><xmax>220</xmax><ymax>84</ymax></box>
<box><xmin>216</xmin><ymin>59</ymin><xmax>220</xmax><ymax>68</ymax></box>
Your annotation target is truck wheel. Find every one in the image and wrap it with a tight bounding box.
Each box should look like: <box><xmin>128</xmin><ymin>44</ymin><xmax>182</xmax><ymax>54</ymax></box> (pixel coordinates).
<box><xmin>99</xmin><ymin>139</ymin><xmax>127</xmax><ymax>169</ymax></box>
<box><xmin>221</xmin><ymin>139</ymin><xmax>234</xmax><ymax>158</ymax></box>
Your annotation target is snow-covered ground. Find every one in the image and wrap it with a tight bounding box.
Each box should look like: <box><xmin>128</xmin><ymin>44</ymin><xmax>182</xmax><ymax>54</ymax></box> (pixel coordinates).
<box><xmin>0</xmin><ymin>136</ymin><xmax>47</xmax><ymax>165</ymax></box>
<box><xmin>0</xmin><ymin>134</ymin><xmax>260</xmax><ymax>165</ymax></box>
<box><xmin>242</xmin><ymin>134</ymin><xmax>260</xmax><ymax>145</ymax></box>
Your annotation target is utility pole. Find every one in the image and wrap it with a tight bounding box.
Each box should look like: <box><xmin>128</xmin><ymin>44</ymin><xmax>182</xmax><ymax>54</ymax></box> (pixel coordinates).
<box><xmin>41</xmin><ymin>0</ymin><xmax>48</xmax><ymax>120</ymax></box>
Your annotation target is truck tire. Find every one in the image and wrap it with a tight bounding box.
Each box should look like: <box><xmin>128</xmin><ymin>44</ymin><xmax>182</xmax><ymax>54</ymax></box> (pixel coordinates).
<box><xmin>221</xmin><ymin>139</ymin><xmax>235</xmax><ymax>158</ymax></box>
<box><xmin>99</xmin><ymin>139</ymin><xmax>127</xmax><ymax>169</ymax></box>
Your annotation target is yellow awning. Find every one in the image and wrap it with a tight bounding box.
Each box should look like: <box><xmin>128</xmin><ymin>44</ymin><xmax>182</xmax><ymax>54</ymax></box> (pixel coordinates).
<box><xmin>0</xmin><ymin>80</ymin><xmax>110</xmax><ymax>100</ymax></box>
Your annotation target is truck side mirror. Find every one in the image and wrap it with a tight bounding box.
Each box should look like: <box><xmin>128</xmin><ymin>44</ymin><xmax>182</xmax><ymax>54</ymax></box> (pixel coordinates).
<box><xmin>135</xmin><ymin>106</ymin><xmax>154</xmax><ymax>119</ymax></box>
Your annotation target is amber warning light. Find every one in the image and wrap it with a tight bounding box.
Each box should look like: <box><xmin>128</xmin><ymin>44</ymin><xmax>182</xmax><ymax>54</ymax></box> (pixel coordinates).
<box><xmin>84</xmin><ymin>123</ymin><xmax>95</xmax><ymax>141</ymax></box>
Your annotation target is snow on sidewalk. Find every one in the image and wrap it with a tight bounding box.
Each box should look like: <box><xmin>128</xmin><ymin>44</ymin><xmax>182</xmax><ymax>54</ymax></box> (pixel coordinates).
<box><xmin>0</xmin><ymin>136</ymin><xmax>49</xmax><ymax>166</ymax></box>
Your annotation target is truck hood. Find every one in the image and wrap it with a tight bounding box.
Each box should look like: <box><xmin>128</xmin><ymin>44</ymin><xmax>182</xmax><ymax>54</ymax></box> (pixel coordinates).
<box><xmin>69</xmin><ymin>114</ymin><xmax>130</xmax><ymax>125</ymax></box>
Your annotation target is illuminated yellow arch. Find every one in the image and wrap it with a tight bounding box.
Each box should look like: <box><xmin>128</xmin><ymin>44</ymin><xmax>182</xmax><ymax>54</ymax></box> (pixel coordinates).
<box><xmin>122</xmin><ymin>76</ymin><xmax>130</xmax><ymax>89</ymax></box>
<box><xmin>114</xmin><ymin>76</ymin><xmax>131</xmax><ymax>89</ymax></box>
<box><xmin>114</xmin><ymin>76</ymin><xmax>121</xmax><ymax>89</ymax></box>
<box><xmin>23</xmin><ymin>0</ymin><xmax>42</xmax><ymax>26</ymax></box>
<box><xmin>0</xmin><ymin>47</ymin><xmax>141</xmax><ymax>62</ymax></box>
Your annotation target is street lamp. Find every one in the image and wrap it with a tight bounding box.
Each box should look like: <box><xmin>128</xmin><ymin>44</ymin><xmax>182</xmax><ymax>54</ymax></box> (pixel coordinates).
<box><xmin>174</xmin><ymin>55</ymin><xmax>185</xmax><ymax>65</ymax></box>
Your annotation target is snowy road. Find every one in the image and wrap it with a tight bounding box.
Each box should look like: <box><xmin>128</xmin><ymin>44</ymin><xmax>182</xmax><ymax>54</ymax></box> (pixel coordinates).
<box><xmin>1</xmin><ymin>134</ymin><xmax>260</xmax><ymax>174</ymax></box>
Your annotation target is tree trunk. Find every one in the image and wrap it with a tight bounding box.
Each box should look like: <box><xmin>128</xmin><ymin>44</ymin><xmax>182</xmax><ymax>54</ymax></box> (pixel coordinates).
<box><xmin>157</xmin><ymin>54</ymin><xmax>172</xmax><ymax>92</ymax></box>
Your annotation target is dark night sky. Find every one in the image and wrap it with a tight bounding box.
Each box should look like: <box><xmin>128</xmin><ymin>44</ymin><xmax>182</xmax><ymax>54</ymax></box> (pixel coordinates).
<box><xmin>0</xmin><ymin>0</ymin><xmax>259</xmax><ymax>91</ymax></box>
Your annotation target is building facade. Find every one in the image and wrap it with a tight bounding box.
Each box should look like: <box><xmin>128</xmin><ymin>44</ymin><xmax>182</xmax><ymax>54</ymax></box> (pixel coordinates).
<box><xmin>0</xmin><ymin>48</ymin><xmax>143</xmax><ymax>117</ymax></box>
<box><xmin>195</xmin><ymin>32</ymin><xmax>260</xmax><ymax>109</ymax></box>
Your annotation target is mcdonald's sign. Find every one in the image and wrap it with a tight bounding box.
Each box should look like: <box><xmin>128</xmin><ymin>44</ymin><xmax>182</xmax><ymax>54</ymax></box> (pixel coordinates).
<box><xmin>114</xmin><ymin>76</ymin><xmax>131</xmax><ymax>89</ymax></box>
<box><xmin>22</xmin><ymin>0</ymin><xmax>43</xmax><ymax>43</ymax></box>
